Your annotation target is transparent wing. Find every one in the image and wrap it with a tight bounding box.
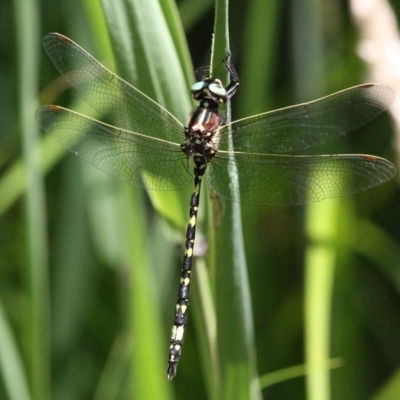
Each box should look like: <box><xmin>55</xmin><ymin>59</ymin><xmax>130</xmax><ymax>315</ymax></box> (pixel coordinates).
<box><xmin>208</xmin><ymin>151</ymin><xmax>396</xmax><ymax>206</ymax></box>
<box><xmin>43</xmin><ymin>32</ymin><xmax>184</xmax><ymax>142</ymax></box>
<box><xmin>36</xmin><ymin>105</ymin><xmax>191</xmax><ymax>191</ymax></box>
<box><xmin>218</xmin><ymin>84</ymin><xmax>394</xmax><ymax>153</ymax></box>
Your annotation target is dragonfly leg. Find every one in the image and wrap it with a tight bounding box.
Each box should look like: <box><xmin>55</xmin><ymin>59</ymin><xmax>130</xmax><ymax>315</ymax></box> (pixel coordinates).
<box><xmin>223</xmin><ymin>52</ymin><xmax>240</xmax><ymax>99</ymax></box>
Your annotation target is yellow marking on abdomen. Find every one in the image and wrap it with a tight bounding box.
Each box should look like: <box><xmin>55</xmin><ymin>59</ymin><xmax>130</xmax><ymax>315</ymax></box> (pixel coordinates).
<box><xmin>189</xmin><ymin>215</ymin><xmax>196</xmax><ymax>227</ymax></box>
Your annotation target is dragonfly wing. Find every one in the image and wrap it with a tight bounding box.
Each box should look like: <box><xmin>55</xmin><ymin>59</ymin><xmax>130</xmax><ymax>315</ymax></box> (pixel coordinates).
<box><xmin>36</xmin><ymin>105</ymin><xmax>191</xmax><ymax>191</ymax></box>
<box><xmin>218</xmin><ymin>84</ymin><xmax>394</xmax><ymax>153</ymax></box>
<box><xmin>43</xmin><ymin>33</ymin><xmax>184</xmax><ymax>142</ymax></box>
<box><xmin>208</xmin><ymin>151</ymin><xmax>396</xmax><ymax>206</ymax></box>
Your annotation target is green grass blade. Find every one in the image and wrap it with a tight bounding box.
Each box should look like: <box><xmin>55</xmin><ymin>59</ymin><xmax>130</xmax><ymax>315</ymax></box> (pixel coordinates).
<box><xmin>159</xmin><ymin>0</ymin><xmax>195</xmax><ymax>87</ymax></box>
<box><xmin>305</xmin><ymin>198</ymin><xmax>343</xmax><ymax>400</ymax></box>
<box><xmin>93</xmin><ymin>331</ymin><xmax>132</xmax><ymax>400</ymax></box>
<box><xmin>212</xmin><ymin>1</ymin><xmax>261</xmax><ymax>399</ymax></box>
<box><xmin>0</xmin><ymin>300</ymin><xmax>32</xmax><ymax>400</ymax></box>
<box><xmin>101</xmin><ymin>0</ymin><xmax>192</xmax><ymax>229</ymax></box>
<box><xmin>259</xmin><ymin>358</ymin><xmax>343</xmax><ymax>389</ymax></box>
<box><xmin>289</xmin><ymin>2</ymin><xmax>336</xmax><ymax>399</ymax></box>
<box><xmin>100</xmin><ymin>0</ymin><xmax>192</xmax><ymax>396</ymax></box>
<box><xmin>13</xmin><ymin>0</ymin><xmax>51</xmax><ymax>399</ymax></box>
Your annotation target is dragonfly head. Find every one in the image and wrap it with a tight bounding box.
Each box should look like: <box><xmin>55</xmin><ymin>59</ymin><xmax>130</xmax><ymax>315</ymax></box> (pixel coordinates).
<box><xmin>190</xmin><ymin>78</ymin><xmax>228</xmax><ymax>107</ymax></box>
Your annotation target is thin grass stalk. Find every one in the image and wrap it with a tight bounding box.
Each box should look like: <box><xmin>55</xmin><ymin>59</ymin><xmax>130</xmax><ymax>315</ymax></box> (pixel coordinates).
<box><xmin>14</xmin><ymin>0</ymin><xmax>51</xmax><ymax>399</ymax></box>
<box><xmin>124</xmin><ymin>186</ymin><xmax>171</xmax><ymax>399</ymax></box>
<box><xmin>259</xmin><ymin>358</ymin><xmax>343</xmax><ymax>389</ymax></box>
<box><xmin>288</xmin><ymin>0</ymin><xmax>336</xmax><ymax>398</ymax></box>
<box><xmin>305</xmin><ymin>199</ymin><xmax>339</xmax><ymax>400</ymax></box>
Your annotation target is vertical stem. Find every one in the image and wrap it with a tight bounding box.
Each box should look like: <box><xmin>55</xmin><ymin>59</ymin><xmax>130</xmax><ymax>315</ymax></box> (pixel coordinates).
<box><xmin>14</xmin><ymin>1</ymin><xmax>51</xmax><ymax>399</ymax></box>
<box><xmin>212</xmin><ymin>0</ymin><xmax>261</xmax><ymax>399</ymax></box>
<box><xmin>305</xmin><ymin>199</ymin><xmax>338</xmax><ymax>400</ymax></box>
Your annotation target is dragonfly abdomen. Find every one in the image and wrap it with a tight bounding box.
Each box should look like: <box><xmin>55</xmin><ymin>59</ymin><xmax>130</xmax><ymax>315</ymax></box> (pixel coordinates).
<box><xmin>167</xmin><ymin>154</ymin><xmax>207</xmax><ymax>380</ymax></box>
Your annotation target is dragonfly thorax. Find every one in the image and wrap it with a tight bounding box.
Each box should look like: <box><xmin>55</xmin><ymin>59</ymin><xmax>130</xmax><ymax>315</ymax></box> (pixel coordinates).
<box><xmin>181</xmin><ymin>107</ymin><xmax>221</xmax><ymax>162</ymax></box>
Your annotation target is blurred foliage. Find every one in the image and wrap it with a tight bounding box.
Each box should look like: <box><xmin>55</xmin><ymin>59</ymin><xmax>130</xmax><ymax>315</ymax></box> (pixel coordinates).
<box><xmin>1</xmin><ymin>0</ymin><xmax>400</xmax><ymax>399</ymax></box>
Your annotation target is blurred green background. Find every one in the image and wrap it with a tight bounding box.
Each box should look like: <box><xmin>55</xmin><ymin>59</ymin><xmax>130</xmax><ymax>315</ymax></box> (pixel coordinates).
<box><xmin>1</xmin><ymin>0</ymin><xmax>400</xmax><ymax>399</ymax></box>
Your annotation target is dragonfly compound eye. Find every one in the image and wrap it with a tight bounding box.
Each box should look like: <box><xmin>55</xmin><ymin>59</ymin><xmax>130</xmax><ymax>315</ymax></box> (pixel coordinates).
<box><xmin>191</xmin><ymin>81</ymin><xmax>208</xmax><ymax>100</ymax></box>
<box><xmin>208</xmin><ymin>82</ymin><xmax>227</xmax><ymax>98</ymax></box>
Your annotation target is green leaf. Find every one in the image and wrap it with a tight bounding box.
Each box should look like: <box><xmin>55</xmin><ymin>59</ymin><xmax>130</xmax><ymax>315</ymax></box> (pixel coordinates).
<box><xmin>212</xmin><ymin>1</ymin><xmax>261</xmax><ymax>399</ymax></box>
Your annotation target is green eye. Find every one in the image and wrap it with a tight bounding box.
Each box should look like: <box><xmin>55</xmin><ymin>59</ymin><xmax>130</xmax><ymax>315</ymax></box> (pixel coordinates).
<box><xmin>209</xmin><ymin>83</ymin><xmax>227</xmax><ymax>97</ymax></box>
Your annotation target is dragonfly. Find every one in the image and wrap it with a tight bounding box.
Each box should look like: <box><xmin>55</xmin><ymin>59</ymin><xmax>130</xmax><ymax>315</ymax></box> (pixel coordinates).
<box><xmin>36</xmin><ymin>33</ymin><xmax>396</xmax><ymax>380</ymax></box>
